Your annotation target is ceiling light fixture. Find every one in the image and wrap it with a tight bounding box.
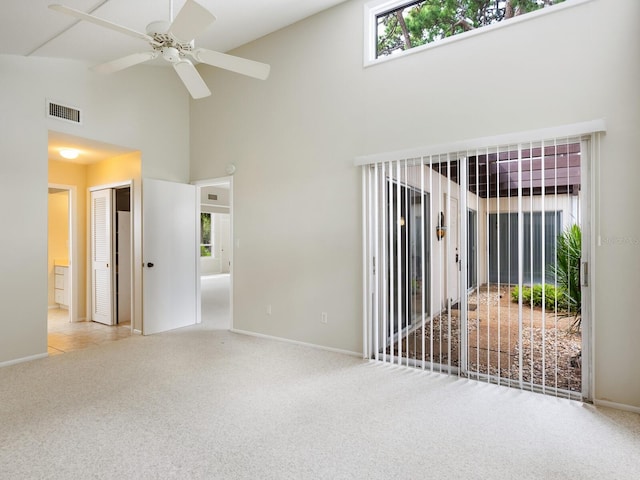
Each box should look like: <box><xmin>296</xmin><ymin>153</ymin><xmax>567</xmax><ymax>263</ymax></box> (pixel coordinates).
<box><xmin>60</xmin><ymin>149</ymin><xmax>80</xmax><ymax>159</ymax></box>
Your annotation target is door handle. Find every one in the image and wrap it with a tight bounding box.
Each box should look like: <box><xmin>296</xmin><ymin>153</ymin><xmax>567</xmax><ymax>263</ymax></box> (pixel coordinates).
<box><xmin>146</xmin><ymin>262</ymin><xmax>154</xmax><ymax>268</ymax></box>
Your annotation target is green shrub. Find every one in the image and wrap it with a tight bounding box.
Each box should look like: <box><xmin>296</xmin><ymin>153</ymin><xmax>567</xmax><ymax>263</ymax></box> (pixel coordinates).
<box><xmin>511</xmin><ymin>284</ymin><xmax>569</xmax><ymax>311</ymax></box>
<box><xmin>548</xmin><ymin>224</ymin><xmax>582</xmax><ymax>316</ymax></box>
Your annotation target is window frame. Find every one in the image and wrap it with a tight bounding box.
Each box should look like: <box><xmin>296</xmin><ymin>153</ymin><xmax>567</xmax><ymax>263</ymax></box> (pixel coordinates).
<box><xmin>363</xmin><ymin>0</ymin><xmax>594</xmax><ymax>67</ymax></box>
<box><xmin>200</xmin><ymin>211</ymin><xmax>213</xmax><ymax>258</ymax></box>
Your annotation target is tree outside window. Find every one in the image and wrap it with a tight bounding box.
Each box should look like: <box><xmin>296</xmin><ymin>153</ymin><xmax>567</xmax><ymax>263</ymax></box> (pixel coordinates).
<box><xmin>201</xmin><ymin>212</ymin><xmax>213</xmax><ymax>257</ymax></box>
<box><xmin>376</xmin><ymin>0</ymin><xmax>566</xmax><ymax>58</ymax></box>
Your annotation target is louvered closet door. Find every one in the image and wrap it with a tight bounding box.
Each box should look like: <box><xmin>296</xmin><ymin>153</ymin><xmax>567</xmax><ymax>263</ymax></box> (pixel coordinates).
<box><xmin>91</xmin><ymin>189</ymin><xmax>114</xmax><ymax>325</ymax></box>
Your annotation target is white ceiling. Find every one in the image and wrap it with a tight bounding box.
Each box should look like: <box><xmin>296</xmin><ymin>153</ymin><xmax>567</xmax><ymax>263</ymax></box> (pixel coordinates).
<box><xmin>2</xmin><ymin>0</ymin><xmax>347</xmax><ymax>63</ymax></box>
<box><xmin>4</xmin><ymin>0</ymin><xmax>347</xmax><ymax>162</ymax></box>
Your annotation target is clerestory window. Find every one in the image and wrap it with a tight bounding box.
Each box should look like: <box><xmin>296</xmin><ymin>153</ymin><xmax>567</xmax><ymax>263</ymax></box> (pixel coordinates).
<box><xmin>364</xmin><ymin>0</ymin><xmax>584</xmax><ymax>65</ymax></box>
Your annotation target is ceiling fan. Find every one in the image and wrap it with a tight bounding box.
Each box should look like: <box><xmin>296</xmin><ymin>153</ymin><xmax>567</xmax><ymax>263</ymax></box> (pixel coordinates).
<box><xmin>49</xmin><ymin>0</ymin><xmax>271</xmax><ymax>99</ymax></box>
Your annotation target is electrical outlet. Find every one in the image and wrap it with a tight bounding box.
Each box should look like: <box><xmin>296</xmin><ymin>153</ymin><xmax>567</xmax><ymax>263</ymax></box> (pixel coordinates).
<box><xmin>321</xmin><ymin>312</ymin><xmax>328</xmax><ymax>324</ymax></box>
<box><xmin>267</xmin><ymin>304</ymin><xmax>272</xmax><ymax>315</ymax></box>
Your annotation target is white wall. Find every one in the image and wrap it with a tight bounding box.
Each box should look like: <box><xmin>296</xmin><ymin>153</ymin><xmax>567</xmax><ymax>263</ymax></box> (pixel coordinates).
<box><xmin>190</xmin><ymin>0</ymin><xmax>640</xmax><ymax>408</ymax></box>
<box><xmin>0</xmin><ymin>55</ymin><xmax>190</xmax><ymax>364</ymax></box>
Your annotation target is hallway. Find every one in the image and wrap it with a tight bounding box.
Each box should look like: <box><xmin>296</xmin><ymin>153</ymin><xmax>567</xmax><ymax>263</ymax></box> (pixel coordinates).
<box><xmin>200</xmin><ymin>273</ymin><xmax>231</xmax><ymax>330</ymax></box>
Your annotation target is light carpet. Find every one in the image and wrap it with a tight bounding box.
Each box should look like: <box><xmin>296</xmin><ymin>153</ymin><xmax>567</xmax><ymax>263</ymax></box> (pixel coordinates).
<box><xmin>1</xmin><ymin>323</ymin><xmax>639</xmax><ymax>479</ymax></box>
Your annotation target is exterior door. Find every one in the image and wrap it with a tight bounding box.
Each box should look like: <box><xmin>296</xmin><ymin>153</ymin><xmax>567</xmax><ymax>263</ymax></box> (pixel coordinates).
<box><xmin>91</xmin><ymin>189</ymin><xmax>114</xmax><ymax>325</ymax></box>
<box><xmin>446</xmin><ymin>194</ymin><xmax>459</xmax><ymax>305</ymax></box>
<box><xmin>142</xmin><ymin>178</ymin><xmax>198</xmax><ymax>335</ymax></box>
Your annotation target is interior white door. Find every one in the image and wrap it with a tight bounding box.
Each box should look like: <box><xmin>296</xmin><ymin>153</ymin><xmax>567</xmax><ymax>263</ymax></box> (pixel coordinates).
<box><xmin>91</xmin><ymin>189</ymin><xmax>114</xmax><ymax>325</ymax></box>
<box><xmin>142</xmin><ymin>178</ymin><xmax>198</xmax><ymax>335</ymax></box>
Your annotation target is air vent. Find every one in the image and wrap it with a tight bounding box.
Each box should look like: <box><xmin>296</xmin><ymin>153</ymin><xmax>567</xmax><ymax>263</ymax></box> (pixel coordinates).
<box><xmin>47</xmin><ymin>100</ymin><xmax>82</xmax><ymax>124</ymax></box>
<box><xmin>208</xmin><ymin>194</ymin><xmax>218</xmax><ymax>201</ymax></box>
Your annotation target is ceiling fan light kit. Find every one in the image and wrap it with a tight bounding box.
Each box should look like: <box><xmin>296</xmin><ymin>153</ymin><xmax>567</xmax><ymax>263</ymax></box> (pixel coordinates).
<box><xmin>48</xmin><ymin>0</ymin><xmax>271</xmax><ymax>99</ymax></box>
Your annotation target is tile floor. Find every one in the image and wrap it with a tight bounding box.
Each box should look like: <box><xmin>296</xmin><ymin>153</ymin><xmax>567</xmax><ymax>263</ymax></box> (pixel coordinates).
<box><xmin>47</xmin><ymin>308</ymin><xmax>132</xmax><ymax>356</ymax></box>
<box><xmin>47</xmin><ymin>275</ymin><xmax>229</xmax><ymax>355</ymax></box>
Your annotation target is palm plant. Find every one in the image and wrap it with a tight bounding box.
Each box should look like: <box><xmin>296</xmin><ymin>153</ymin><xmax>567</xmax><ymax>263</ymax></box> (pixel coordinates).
<box><xmin>548</xmin><ymin>224</ymin><xmax>582</xmax><ymax>331</ymax></box>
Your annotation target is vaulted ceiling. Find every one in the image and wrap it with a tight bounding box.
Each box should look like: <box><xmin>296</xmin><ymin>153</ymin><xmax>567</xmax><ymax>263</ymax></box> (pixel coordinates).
<box><xmin>3</xmin><ymin>0</ymin><xmax>348</xmax><ymax>162</ymax></box>
<box><xmin>1</xmin><ymin>0</ymin><xmax>347</xmax><ymax>63</ymax></box>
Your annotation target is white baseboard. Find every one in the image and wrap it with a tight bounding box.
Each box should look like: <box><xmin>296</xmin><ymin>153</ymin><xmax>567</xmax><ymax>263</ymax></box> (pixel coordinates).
<box><xmin>230</xmin><ymin>328</ymin><xmax>362</xmax><ymax>358</ymax></box>
<box><xmin>133</xmin><ymin>329</ymin><xmax>142</xmax><ymax>335</ymax></box>
<box><xmin>0</xmin><ymin>353</ymin><xmax>48</xmax><ymax>368</ymax></box>
<box><xmin>593</xmin><ymin>399</ymin><xmax>640</xmax><ymax>414</ymax></box>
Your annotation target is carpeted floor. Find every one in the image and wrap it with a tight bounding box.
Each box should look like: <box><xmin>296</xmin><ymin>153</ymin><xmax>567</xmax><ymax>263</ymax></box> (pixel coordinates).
<box><xmin>1</xmin><ymin>307</ymin><xmax>639</xmax><ymax>479</ymax></box>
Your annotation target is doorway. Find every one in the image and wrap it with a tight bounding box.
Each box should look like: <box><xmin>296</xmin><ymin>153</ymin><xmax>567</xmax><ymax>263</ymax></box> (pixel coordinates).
<box><xmin>47</xmin><ymin>185</ymin><xmax>74</xmax><ymax>325</ymax></box>
<box><xmin>48</xmin><ymin>130</ymin><xmax>140</xmax><ymax>353</ymax></box>
<box><xmin>90</xmin><ymin>184</ymin><xmax>133</xmax><ymax>327</ymax></box>
<box><xmin>47</xmin><ymin>183</ymin><xmax>133</xmax><ymax>355</ymax></box>
<box><xmin>196</xmin><ymin>178</ymin><xmax>233</xmax><ymax>330</ymax></box>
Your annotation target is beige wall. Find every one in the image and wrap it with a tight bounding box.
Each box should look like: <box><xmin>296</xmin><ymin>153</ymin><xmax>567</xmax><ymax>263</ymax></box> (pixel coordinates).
<box><xmin>189</xmin><ymin>0</ymin><xmax>640</xmax><ymax>408</ymax></box>
<box><xmin>49</xmin><ymin>160</ymin><xmax>88</xmax><ymax>316</ymax></box>
<box><xmin>0</xmin><ymin>54</ymin><xmax>189</xmax><ymax>365</ymax></box>
<box><xmin>47</xmin><ymin>190</ymin><xmax>69</xmax><ymax>306</ymax></box>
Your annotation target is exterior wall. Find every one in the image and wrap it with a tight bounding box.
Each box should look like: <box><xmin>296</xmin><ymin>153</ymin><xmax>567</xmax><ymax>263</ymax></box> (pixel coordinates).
<box><xmin>487</xmin><ymin>194</ymin><xmax>577</xmax><ymax>229</ymax></box>
<box><xmin>190</xmin><ymin>0</ymin><xmax>640</xmax><ymax>408</ymax></box>
<box><xmin>384</xmin><ymin>164</ymin><xmax>485</xmax><ymax>313</ymax></box>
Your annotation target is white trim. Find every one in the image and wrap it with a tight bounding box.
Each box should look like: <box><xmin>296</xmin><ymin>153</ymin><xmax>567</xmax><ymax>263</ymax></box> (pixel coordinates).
<box><xmin>0</xmin><ymin>353</ymin><xmax>48</xmax><ymax>368</ymax></box>
<box><xmin>581</xmin><ymin>135</ymin><xmax>596</xmax><ymax>402</ymax></box>
<box><xmin>593</xmin><ymin>399</ymin><xmax>640</xmax><ymax>415</ymax></box>
<box><xmin>361</xmin><ymin>167</ymin><xmax>369</xmax><ymax>360</ymax></box>
<box><xmin>88</xmin><ymin>180</ymin><xmax>131</xmax><ymax>192</ymax></box>
<box><xmin>193</xmin><ymin>176</ymin><xmax>234</xmax><ymax>330</ymax></box>
<box><xmin>87</xmin><ymin>180</ymin><xmax>135</xmax><ymax>332</ymax></box>
<box><xmin>354</xmin><ymin>119</ymin><xmax>606</xmax><ymax>166</ymax></box>
<box><xmin>48</xmin><ymin>183</ymin><xmax>77</xmax><ymax>323</ymax></box>
<box><xmin>230</xmin><ymin>329</ymin><xmax>362</xmax><ymax>358</ymax></box>
<box><xmin>364</xmin><ymin>0</ymin><xmax>596</xmax><ymax>67</ymax></box>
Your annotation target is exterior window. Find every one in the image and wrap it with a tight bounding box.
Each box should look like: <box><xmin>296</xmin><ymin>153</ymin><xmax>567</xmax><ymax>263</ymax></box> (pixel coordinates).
<box><xmin>367</xmin><ymin>0</ymin><xmax>570</xmax><ymax>62</ymax></box>
<box><xmin>200</xmin><ymin>212</ymin><xmax>213</xmax><ymax>257</ymax></box>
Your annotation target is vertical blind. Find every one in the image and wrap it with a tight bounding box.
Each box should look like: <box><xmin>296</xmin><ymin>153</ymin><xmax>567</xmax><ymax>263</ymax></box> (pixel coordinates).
<box><xmin>361</xmin><ymin>132</ymin><xmax>598</xmax><ymax>400</ymax></box>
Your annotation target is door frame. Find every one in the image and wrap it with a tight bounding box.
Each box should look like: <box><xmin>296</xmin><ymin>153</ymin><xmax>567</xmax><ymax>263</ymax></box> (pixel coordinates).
<box><xmin>192</xmin><ymin>176</ymin><xmax>234</xmax><ymax>329</ymax></box>
<box><xmin>48</xmin><ymin>183</ymin><xmax>78</xmax><ymax>323</ymax></box>
<box><xmin>88</xmin><ymin>181</ymin><xmax>134</xmax><ymax>332</ymax></box>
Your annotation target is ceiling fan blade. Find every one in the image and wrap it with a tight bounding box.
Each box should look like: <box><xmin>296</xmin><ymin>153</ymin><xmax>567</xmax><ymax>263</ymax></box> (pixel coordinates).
<box><xmin>191</xmin><ymin>49</ymin><xmax>270</xmax><ymax>80</ymax></box>
<box><xmin>168</xmin><ymin>0</ymin><xmax>216</xmax><ymax>43</ymax></box>
<box><xmin>49</xmin><ymin>4</ymin><xmax>153</xmax><ymax>43</ymax></box>
<box><xmin>173</xmin><ymin>60</ymin><xmax>211</xmax><ymax>99</ymax></box>
<box><xmin>92</xmin><ymin>52</ymin><xmax>159</xmax><ymax>74</ymax></box>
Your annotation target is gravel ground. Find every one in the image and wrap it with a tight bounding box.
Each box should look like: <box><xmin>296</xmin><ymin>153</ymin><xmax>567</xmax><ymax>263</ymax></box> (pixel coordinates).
<box><xmin>388</xmin><ymin>284</ymin><xmax>582</xmax><ymax>393</ymax></box>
